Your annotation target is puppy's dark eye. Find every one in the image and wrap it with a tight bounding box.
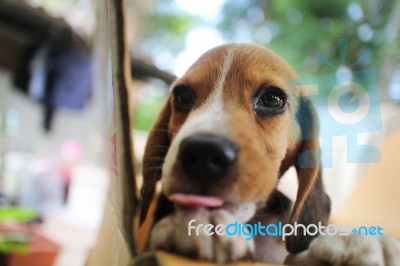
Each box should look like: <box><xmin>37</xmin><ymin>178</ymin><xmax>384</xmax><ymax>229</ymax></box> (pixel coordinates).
<box><xmin>173</xmin><ymin>85</ymin><xmax>195</xmax><ymax>112</ymax></box>
<box><xmin>260</xmin><ymin>92</ymin><xmax>284</xmax><ymax>109</ymax></box>
<box><xmin>254</xmin><ymin>87</ymin><xmax>287</xmax><ymax>116</ymax></box>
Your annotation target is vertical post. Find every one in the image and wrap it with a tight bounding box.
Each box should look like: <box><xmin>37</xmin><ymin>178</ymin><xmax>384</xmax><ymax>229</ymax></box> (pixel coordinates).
<box><xmin>107</xmin><ymin>0</ymin><xmax>138</xmax><ymax>256</ymax></box>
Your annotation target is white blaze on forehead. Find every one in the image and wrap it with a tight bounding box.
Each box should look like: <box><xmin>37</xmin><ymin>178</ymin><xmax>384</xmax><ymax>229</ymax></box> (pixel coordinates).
<box><xmin>213</xmin><ymin>48</ymin><xmax>234</xmax><ymax>103</ymax></box>
<box><xmin>162</xmin><ymin>48</ymin><xmax>235</xmax><ymax>183</ymax></box>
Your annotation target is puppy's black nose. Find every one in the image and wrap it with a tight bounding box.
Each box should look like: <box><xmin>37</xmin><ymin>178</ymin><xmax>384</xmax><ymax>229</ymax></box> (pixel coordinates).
<box><xmin>179</xmin><ymin>135</ymin><xmax>237</xmax><ymax>181</ymax></box>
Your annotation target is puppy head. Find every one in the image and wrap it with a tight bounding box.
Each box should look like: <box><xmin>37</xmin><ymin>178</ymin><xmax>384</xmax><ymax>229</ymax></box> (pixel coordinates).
<box><xmin>141</xmin><ymin>44</ymin><xmax>330</xmax><ymax>252</ymax></box>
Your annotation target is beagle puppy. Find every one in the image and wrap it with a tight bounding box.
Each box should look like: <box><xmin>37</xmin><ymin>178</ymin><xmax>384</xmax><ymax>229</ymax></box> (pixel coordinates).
<box><xmin>139</xmin><ymin>44</ymin><xmax>399</xmax><ymax>264</ymax></box>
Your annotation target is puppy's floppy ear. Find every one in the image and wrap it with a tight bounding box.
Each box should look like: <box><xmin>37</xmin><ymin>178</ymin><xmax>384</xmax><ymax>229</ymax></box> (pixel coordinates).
<box><xmin>140</xmin><ymin>100</ymin><xmax>172</xmax><ymax>224</ymax></box>
<box><xmin>286</xmin><ymin>97</ymin><xmax>331</xmax><ymax>253</ymax></box>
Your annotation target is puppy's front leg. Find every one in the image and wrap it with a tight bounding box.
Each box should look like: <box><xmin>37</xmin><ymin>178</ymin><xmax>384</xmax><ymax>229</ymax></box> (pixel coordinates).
<box><xmin>285</xmin><ymin>234</ymin><xmax>400</xmax><ymax>266</ymax></box>
<box><xmin>151</xmin><ymin>208</ymin><xmax>254</xmax><ymax>263</ymax></box>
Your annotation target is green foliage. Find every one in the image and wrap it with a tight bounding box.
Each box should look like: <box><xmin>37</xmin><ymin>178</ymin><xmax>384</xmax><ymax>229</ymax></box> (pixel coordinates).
<box><xmin>140</xmin><ymin>0</ymin><xmax>197</xmax><ymax>55</ymax></box>
<box><xmin>217</xmin><ymin>0</ymin><xmax>393</xmax><ymax>76</ymax></box>
<box><xmin>136</xmin><ymin>0</ymin><xmax>399</xmax><ymax>130</ymax></box>
<box><xmin>0</xmin><ymin>208</ymin><xmax>36</xmax><ymax>254</ymax></box>
<box><xmin>134</xmin><ymin>95</ymin><xmax>167</xmax><ymax>131</ymax></box>
<box><xmin>0</xmin><ymin>236</ymin><xmax>29</xmax><ymax>255</ymax></box>
<box><xmin>143</xmin><ymin>0</ymin><xmax>395</xmax><ymax>75</ymax></box>
<box><xmin>0</xmin><ymin>208</ymin><xmax>36</xmax><ymax>222</ymax></box>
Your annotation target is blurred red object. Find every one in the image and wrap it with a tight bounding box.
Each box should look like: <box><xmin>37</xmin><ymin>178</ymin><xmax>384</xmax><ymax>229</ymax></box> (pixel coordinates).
<box><xmin>0</xmin><ymin>223</ymin><xmax>60</xmax><ymax>266</ymax></box>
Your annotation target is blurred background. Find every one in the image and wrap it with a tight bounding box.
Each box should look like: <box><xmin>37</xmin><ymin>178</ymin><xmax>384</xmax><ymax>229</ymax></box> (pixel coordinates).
<box><xmin>0</xmin><ymin>0</ymin><xmax>399</xmax><ymax>265</ymax></box>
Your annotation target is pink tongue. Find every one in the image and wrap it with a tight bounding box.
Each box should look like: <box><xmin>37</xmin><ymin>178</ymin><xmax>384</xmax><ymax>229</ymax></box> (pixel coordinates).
<box><xmin>169</xmin><ymin>193</ymin><xmax>224</xmax><ymax>208</ymax></box>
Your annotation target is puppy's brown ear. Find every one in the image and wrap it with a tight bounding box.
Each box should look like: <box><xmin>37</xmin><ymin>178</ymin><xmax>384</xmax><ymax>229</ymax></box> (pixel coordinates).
<box><xmin>286</xmin><ymin>97</ymin><xmax>331</xmax><ymax>253</ymax></box>
<box><xmin>140</xmin><ymin>100</ymin><xmax>172</xmax><ymax>224</ymax></box>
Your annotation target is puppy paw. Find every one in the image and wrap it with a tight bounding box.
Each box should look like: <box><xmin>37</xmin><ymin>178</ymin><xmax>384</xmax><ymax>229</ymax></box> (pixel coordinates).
<box><xmin>210</xmin><ymin>209</ymin><xmax>254</xmax><ymax>263</ymax></box>
<box><xmin>286</xmin><ymin>234</ymin><xmax>400</xmax><ymax>266</ymax></box>
<box><xmin>150</xmin><ymin>208</ymin><xmax>254</xmax><ymax>263</ymax></box>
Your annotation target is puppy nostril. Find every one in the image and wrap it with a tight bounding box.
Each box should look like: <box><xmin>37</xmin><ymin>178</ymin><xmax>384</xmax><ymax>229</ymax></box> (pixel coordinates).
<box><xmin>181</xmin><ymin>154</ymin><xmax>196</xmax><ymax>165</ymax></box>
